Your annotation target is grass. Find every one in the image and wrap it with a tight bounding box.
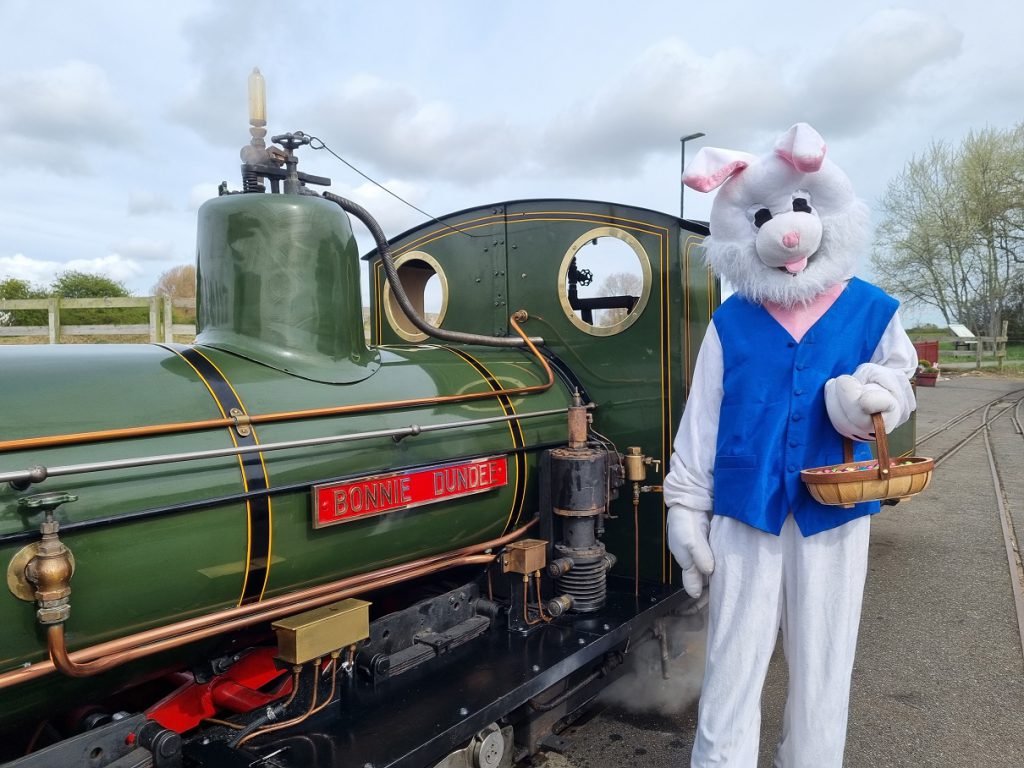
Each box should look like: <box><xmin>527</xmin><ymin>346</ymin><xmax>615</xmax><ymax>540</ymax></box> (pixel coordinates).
<box><xmin>906</xmin><ymin>328</ymin><xmax>1023</xmax><ymax>373</ymax></box>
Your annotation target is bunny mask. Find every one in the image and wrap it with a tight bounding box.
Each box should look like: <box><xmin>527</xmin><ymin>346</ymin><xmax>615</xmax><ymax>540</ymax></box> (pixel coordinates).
<box><xmin>684</xmin><ymin>123</ymin><xmax>869</xmax><ymax>309</ymax></box>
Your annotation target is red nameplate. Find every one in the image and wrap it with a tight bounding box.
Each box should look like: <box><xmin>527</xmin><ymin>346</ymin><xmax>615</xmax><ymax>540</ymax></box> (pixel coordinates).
<box><xmin>312</xmin><ymin>456</ymin><xmax>509</xmax><ymax>528</ymax></box>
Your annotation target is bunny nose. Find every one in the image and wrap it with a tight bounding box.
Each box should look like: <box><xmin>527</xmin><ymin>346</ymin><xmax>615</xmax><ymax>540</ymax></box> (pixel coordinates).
<box><xmin>782</xmin><ymin>231</ymin><xmax>801</xmax><ymax>248</ymax></box>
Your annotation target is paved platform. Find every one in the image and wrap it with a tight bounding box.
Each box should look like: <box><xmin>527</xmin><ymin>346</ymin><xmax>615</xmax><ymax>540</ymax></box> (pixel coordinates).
<box><xmin>548</xmin><ymin>372</ymin><xmax>1024</xmax><ymax>767</ymax></box>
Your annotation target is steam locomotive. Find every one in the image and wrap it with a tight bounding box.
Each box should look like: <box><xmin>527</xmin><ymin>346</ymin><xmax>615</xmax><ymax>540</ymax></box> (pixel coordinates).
<box><xmin>0</xmin><ymin>95</ymin><xmax>721</xmax><ymax>766</ymax></box>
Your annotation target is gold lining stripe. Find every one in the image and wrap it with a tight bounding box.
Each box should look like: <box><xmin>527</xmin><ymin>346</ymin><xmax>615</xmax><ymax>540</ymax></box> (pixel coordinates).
<box><xmin>158</xmin><ymin>345</ymin><xmax>273</xmax><ymax>605</ymax></box>
<box><xmin>189</xmin><ymin>348</ymin><xmax>274</xmax><ymax>603</ymax></box>
<box><xmin>441</xmin><ymin>347</ymin><xmax>526</xmax><ymax>534</ymax></box>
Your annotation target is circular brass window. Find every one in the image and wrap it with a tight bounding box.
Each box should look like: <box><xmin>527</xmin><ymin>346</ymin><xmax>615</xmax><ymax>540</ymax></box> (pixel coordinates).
<box><xmin>383</xmin><ymin>252</ymin><xmax>449</xmax><ymax>342</ymax></box>
<box><xmin>557</xmin><ymin>227</ymin><xmax>652</xmax><ymax>336</ymax></box>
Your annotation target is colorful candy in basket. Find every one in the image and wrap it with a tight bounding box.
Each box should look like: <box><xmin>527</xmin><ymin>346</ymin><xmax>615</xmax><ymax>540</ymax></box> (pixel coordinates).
<box><xmin>801</xmin><ymin>413</ymin><xmax>933</xmax><ymax>508</ymax></box>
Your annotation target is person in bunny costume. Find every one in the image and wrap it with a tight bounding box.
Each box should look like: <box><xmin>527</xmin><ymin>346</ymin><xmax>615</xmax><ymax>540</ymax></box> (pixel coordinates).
<box><xmin>663</xmin><ymin>123</ymin><xmax>917</xmax><ymax>767</ymax></box>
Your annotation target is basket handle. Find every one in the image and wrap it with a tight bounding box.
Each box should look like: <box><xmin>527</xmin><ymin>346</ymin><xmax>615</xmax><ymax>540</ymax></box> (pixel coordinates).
<box><xmin>842</xmin><ymin>412</ymin><xmax>890</xmax><ymax>480</ymax></box>
<box><xmin>872</xmin><ymin>412</ymin><xmax>890</xmax><ymax>478</ymax></box>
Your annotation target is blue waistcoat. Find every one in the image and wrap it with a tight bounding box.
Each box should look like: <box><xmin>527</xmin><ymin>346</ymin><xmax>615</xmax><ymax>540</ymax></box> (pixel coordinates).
<box><xmin>712</xmin><ymin>278</ymin><xmax>899</xmax><ymax>536</ymax></box>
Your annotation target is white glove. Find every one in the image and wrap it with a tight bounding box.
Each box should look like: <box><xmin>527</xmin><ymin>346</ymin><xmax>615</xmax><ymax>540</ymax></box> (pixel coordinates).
<box><xmin>824</xmin><ymin>363</ymin><xmax>909</xmax><ymax>441</ymax></box>
<box><xmin>667</xmin><ymin>505</ymin><xmax>715</xmax><ymax>598</ymax></box>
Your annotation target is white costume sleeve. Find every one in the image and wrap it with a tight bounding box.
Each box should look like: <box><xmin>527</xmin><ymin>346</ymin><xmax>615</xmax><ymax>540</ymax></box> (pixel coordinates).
<box><xmin>869</xmin><ymin>311</ymin><xmax>918</xmax><ymax>386</ymax></box>
<box><xmin>662</xmin><ymin>322</ymin><xmax>723</xmax><ymax>513</ymax></box>
<box><xmin>868</xmin><ymin>310</ymin><xmax>919</xmax><ymax>426</ymax></box>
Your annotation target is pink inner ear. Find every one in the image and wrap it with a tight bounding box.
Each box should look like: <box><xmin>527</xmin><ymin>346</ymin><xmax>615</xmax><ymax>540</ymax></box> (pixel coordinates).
<box><xmin>683</xmin><ymin>160</ymin><xmax>748</xmax><ymax>193</ymax></box>
<box><xmin>776</xmin><ymin>147</ymin><xmax>826</xmax><ymax>173</ymax></box>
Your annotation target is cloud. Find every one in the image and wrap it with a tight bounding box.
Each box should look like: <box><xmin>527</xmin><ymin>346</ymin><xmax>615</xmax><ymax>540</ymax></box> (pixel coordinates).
<box><xmin>341</xmin><ymin>179</ymin><xmax>430</xmax><ymax>241</ymax></box>
<box><xmin>540</xmin><ymin>40</ymin><xmax>789</xmax><ymax>175</ymax></box>
<box><xmin>169</xmin><ymin>66</ymin><xmax>249</xmax><ymax>149</ymax></box>
<box><xmin>168</xmin><ymin>3</ymin><xmax>292</xmax><ymax>148</ymax></box>
<box><xmin>188</xmin><ymin>183</ymin><xmax>221</xmax><ymax>210</ymax></box>
<box><xmin>799</xmin><ymin>9</ymin><xmax>963</xmax><ymax>136</ymax></box>
<box><xmin>300</xmin><ymin>75</ymin><xmax>524</xmax><ymax>184</ymax></box>
<box><xmin>128</xmin><ymin>191</ymin><xmax>175</xmax><ymax>216</ymax></box>
<box><xmin>110</xmin><ymin>238</ymin><xmax>174</xmax><ymax>262</ymax></box>
<box><xmin>0</xmin><ymin>253</ymin><xmax>144</xmax><ymax>289</ymax></box>
<box><xmin>537</xmin><ymin>11</ymin><xmax>961</xmax><ymax>177</ymax></box>
<box><xmin>0</xmin><ymin>61</ymin><xmax>140</xmax><ymax>175</ymax></box>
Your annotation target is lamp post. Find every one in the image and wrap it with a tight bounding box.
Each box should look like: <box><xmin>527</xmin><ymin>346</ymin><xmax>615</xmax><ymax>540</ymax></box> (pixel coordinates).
<box><xmin>680</xmin><ymin>132</ymin><xmax>706</xmax><ymax>219</ymax></box>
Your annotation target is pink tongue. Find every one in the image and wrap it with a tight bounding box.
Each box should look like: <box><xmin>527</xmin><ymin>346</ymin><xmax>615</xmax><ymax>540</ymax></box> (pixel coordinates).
<box><xmin>785</xmin><ymin>257</ymin><xmax>808</xmax><ymax>274</ymax></box>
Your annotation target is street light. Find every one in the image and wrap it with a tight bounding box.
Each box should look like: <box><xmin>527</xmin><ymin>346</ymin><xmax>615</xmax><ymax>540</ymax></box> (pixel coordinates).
<box><xmin>680</xmin><ymin>132</ymin><xmax>706</xmax><ymax>220</ymax></box>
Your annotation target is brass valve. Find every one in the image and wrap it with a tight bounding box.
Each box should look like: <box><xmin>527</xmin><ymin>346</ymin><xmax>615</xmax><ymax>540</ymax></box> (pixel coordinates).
<box><xmin>624</xmin><ymin>447</ymin><xmax>661</xmax><ymax>484</ymax></box>
<box><xmin>8</xmin><ymin>492</ymin><xmax>77</xmax><ymax>625</ymax></box>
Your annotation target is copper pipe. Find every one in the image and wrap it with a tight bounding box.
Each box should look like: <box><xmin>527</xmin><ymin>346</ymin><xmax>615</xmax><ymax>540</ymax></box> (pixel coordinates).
<box><xmin>236</xmin><ymin>658</ymin><xmax>328</xmax><ymax>748</ymax></box>
<box><xmin>202</xmin><ymin>717</ymin><xmax>244</xmax><ymax>731</ymax></box>
<box><xmin>634</xmin><ymin>491</ymin><xmax>641</xmax><ymax>597</ymax></box>
<box><xmin>202</xmin><ymin>664</ymin><xmax>302</xmax><ymax>729</ymax></box>
<box><xmin>279</xmin><ymin>666</ymin><xmax>303</xmax><ymax>709</ymax></box>
<box><xmin>23</xmin><ymin>719</ymin><xmax>49</xmax><ymax>755</ymax></box>
<box><xmin>522</xmin><ymin>578</ymin><xmax>541</xmax><ymax>626</ymax></box>
<box><xmin>15</xmin><ymin>518</ymin><xmax>534</xmax><ymax>681</ymax></box>
<box><xmin>2</xmin><ymin>519</ymin><xmax>535</xmax><ymax>689</ymax></box>
<box><xmin>45</xmin><ymin>554</ymin><xmax>495</xmax><ymax>682</ymax></box>
<box><xmin>534</xmin><ymin>572</ymin><xmax>552</xmax><ymax>623</ymax></box>
<box><xmin>307</xmin><ymin>655</ymin><xmax>340</xmax><ymax>717</ymax></box>
<box><xmin>0</xmin><ymin>314</ymin><xmax>552</xmax><ymax>455</ymax></box>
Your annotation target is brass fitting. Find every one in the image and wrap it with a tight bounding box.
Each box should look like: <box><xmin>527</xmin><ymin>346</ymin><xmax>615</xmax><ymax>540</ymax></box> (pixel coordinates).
<box><xmin>624</xmin><ymin>447</ymin><xmax>661</xmax><ymax>483</ymax></box>
<box><xmin>545</xmin><ymin>594</ymin><xmax>573</xmax><ymax>617</ymax></box>
<box><xmin>26</xmin><ymin>528</ymin><xmax>74</xmax><ymax>624</ymax></box>
<box><xmin>502</xmin><ymin>539</ymin><xmax>547</xmax><ymax>575</ymax></box>
<box><xmin>10</xmin><ymin>493</ymin><xmax>77</xmax><ymax>625</ymax></box>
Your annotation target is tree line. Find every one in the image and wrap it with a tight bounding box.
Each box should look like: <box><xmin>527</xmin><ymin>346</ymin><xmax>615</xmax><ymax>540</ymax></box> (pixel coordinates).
<box><xmin>0</xmin><ymin>265</ymin><xmax>195</xmax><ymax>327</ymax></box>
<box><xmin>872</xmin><ymin>124</ymin><xmax>1024</xmax><ymax>340</ymax></box>
<box><xmin>7</xmin><ymin>142</ymin><xmax>1024</xmax><ymax>342</ymax></box>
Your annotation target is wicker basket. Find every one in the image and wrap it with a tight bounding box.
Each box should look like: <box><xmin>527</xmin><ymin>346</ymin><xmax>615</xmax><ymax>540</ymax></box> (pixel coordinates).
<box><xmin>801</xmin><ymin>413</ymin><xmax>933</xmax><ymax>508</ymax></box>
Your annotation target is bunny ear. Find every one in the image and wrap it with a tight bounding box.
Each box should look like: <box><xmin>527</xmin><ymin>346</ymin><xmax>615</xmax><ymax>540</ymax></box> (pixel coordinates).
<box><xmin>774</xmin><ymin>123</ymin><xmax>827</xmax><ymax>173</ymax></box>
<box><xmin>683</xmin><ymin>147</ymin><xmax>757</xmax><ymax>192</ymax></box>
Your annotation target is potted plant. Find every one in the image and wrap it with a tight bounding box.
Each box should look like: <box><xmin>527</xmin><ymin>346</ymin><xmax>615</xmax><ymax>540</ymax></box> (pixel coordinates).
<box><xmin>916</xmin><ymin>359</ymin><xmax>940</xmax><ymax>387</ymax></box>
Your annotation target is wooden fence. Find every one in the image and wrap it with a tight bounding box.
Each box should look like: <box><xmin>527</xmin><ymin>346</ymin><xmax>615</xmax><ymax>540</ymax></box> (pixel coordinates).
<box><xmin>948</xmin><ymin>320</ymin><xmax>1009</xmax><ymax>370</ymax></box>
<box><xmin>0</xmin><ymin>297</ymin><xmax>196</xmax><ymax>343</ymax></box>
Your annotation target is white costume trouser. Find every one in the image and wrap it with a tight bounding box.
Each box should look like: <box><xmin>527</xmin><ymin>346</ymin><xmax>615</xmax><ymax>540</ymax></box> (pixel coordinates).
<box><xmin>690</xmin><ymin>514</ymin><xmax>870</xmax><ymax>768</ymax></box>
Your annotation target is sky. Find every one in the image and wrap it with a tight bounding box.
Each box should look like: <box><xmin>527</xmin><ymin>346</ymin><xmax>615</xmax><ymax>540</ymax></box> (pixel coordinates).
<box><xmin>2</xmin><ymin>1</ymin><xmax>1022</xmax><ymax>326</ymax></box>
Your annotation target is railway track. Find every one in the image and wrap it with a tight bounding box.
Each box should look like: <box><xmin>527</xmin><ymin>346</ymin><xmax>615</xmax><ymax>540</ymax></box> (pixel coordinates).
<box><xmin>916</xmin><ymin>387</ymin><xmax>1024</xmax><ymax>659</ymax></box>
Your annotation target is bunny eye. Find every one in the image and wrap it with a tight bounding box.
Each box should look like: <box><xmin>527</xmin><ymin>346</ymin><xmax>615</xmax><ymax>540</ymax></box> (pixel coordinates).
<box><xmin>752</xmin><ymin>208</ymin><xmax>773</xmax><ymax>228</ymax></box>
<box><xmin>791</xmin><ymin>190</ymin><xmax>812</xmax><ymax>213</ymax></box>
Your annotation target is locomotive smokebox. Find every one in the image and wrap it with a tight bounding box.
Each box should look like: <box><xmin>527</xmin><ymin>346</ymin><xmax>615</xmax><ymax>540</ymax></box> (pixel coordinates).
<box><xmin>196</xmin><ymin>193</ymin><xmax>380</xmax><ymax>384</ymax></box>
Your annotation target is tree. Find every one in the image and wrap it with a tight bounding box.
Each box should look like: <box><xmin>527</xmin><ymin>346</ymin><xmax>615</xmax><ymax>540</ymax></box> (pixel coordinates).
<box><xmin>152</xmin><ymin>265</ymin><xmax>196</xmax><ymax>298</ymax></box>
<box><xmin>872</xmin><ymin>126</ymin><xmax>1024</xmax><ymax>338</ymax></box>
<box><xmin>52</xmin><ymin>271</ymin><xmax>130</xmax><ymax>298</ymax></box>
<box><xmin>152</xmin><ymin>265</ymin><xmax>196</xmax><ymax>324</ymax></box>
<box><xmin>596</xmin><ymin>271</ymin><xmax>644</xmax><ymax>326</ymax></box>
<box><xmin>0</xmin><ymin>277</ymin><xmax>48</xmax><ymax>326</ymax></box>
<box><xmin>50</xmin><ymin>270</ymin><xmax>143</xmax><ymax>325</ymax></box>
<box><xmin>1005</xmin><ymin>273</ymin><xmax>1024</xmax><ymax>341</ymax></box>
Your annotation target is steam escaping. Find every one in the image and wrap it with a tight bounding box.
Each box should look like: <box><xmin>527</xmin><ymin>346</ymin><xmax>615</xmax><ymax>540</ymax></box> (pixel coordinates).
<box><xmin>598</xmin><ymin>611</ymin><xmax>706</xmax><ymax>715</ymax></box>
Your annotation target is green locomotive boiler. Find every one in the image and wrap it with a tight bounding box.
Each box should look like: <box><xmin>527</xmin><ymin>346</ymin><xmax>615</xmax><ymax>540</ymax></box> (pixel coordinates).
<box><xmin>0</xmin><ymin>110</ymin><xmax>719</xmax><ymax>766</ymax></box>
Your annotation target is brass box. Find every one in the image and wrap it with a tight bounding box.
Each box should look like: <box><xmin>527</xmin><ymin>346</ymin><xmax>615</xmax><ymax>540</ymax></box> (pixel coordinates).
<box><xmin>272</xmin><ymin>598</ymin><xmax>370</xmax><ymax>665</ymax></box>
<box><xmin>502</xmin><ymin>539</ymin><xmax>547</xmax><ymax>574</ymax></box>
